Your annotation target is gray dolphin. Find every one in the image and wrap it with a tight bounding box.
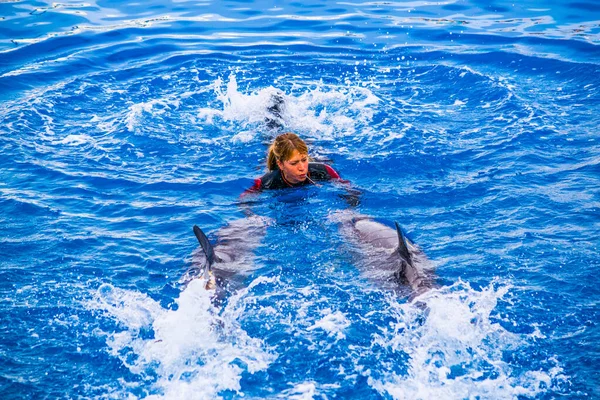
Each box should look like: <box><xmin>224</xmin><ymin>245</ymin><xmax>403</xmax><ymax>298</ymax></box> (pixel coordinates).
<box><xmin>332</xmin><ymin>211</ymin><xmax>434</xmax><ymax>299</ymax></box>
<box><xmin>189</xmin><ymin>216</ymin><xmax>269</xmax><ymax>296</ymax></box>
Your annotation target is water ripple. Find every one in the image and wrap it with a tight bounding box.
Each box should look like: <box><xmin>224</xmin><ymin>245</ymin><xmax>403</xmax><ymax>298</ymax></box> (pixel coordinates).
<box><xmin>2</xmin><ymin>0</ymin><xmax>599</xmax><ymax>398</ymax></box>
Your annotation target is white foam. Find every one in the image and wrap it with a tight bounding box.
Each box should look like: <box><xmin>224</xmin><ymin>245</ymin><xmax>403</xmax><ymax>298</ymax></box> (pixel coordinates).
<box><xmin>231</xmin><ymin>129</ymin><xmax>258</xmax><ymax>143</ymax></box>
<box><xmin>281</xmin><ymin>382</ymin><xmax>317</xmax><ymax>399</ymax></box>
<box><xmin>307</xmin><ymin>308</ymin><xmax>351</xmax><ymax>340</ymax></box>
<box><xmin>369</xmin><ymin>280</ymin><xmax>566</xmax><ymax>399</ymax></box>
<box><xmin>89</xmin><ymin>279</ymin><xmax>275</xmax><ymax>399</ymax></box>
<box><xmin>196</xmin><ymin>107</ymin><xmax>222</xmax><ymax>125</ymax></box>
<box><xmin>92</xmin><ymin>283</ymin><xmax>165</xmax><ymax>331</ymax></box>
<box><xmin>277</xmin><ymin>381</ymin><xmax>342</xmax><ymax>399</ymax></box>
<box><xmin>125</xmin><ymin>102</ymin><xmax>154</xmax><ymax>132</ymax></box>
<box><xmin>125</xmin><ymin>98</ymin><xmax>181</xmax><ymax>132</ymax></box>
<box><xmin>86</xmin><ymin>273</ymin><xmax>567</xmax><ymax>398</ymax></box>
<box><xmin>199</xmin><ymin>73</ymin><xmax>378</xmax><ymax>143</ymax></box>
<box><xmin>60</xmin><ymin>134</ymin><xmax>93</xmax><ymax>146</ymax></box>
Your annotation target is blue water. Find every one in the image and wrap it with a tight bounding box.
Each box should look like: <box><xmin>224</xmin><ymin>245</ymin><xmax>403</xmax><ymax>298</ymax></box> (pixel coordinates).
<box><xmin>1</xmin><ymin>0</ymin><xmax>599</xmax><ymax>398</ymax></box>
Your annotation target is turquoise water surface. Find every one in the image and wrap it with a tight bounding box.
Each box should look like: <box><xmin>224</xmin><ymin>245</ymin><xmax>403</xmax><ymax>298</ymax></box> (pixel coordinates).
<box><xmin>1</xmin><ymin>1</ymin><xmax>599</xmax><ymax>399</ymax></box>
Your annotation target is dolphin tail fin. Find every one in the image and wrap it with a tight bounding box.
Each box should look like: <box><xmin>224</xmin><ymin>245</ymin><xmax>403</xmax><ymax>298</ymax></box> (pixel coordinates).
<box><xmin>193</xmin><ymin>225</ymin><xmax>219</xmax><ymax>270</ymax></box>
<box><xmin>394</xmin><ymin>221</ymin><xmax>413</xmax><ymax>267</ymax></box>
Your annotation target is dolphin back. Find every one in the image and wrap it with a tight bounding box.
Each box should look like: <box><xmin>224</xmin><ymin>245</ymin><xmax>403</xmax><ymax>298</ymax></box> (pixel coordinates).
<box><xmin>394</xmin><ymin>221</ymin><xmax>432</xmax><ymax>297</ymax></box>
<box><xmin>394</xmin><ymin>221</ymin><xmax>412</xmax><ymax>266</ymax></box>
<box><xmin>193</xmin><ymin>225</ymin><xmax>219</xmax><ymax>270</ymax></box>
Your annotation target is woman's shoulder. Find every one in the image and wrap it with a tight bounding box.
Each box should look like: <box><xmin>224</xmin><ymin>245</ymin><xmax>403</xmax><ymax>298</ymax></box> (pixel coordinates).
<box><xmin>260</xmin><ymin>169</ymin><xmax>288</xmax><ymax>189</ymax></box>
<box><xmin>308</xmin><ymin>162</ymin><xmax>340</xmax><ymax>180</ymax></box>
<box><xmin>242</xmin><ymin>170</ymin><xmax>281</xmax><ymax>194</ymax></box>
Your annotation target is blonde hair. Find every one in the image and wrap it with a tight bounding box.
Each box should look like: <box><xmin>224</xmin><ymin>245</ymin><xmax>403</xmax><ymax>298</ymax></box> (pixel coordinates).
<box><xmin>266</xmin><ymin>132</ymin><xmax>309</xmax><ymax>171</ymax></box>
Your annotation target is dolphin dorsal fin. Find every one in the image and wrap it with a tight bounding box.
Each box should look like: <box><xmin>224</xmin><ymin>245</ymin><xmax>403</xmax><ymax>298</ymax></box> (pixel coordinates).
<box><xmin>193</xmin><ymin>225</ymin><xmax>219</xmax><ymax>269</ymax></box>
<box><xmin>394</xmin><ymin>221</ymin><xmax>413</xmax><ymax>267</ymax></box>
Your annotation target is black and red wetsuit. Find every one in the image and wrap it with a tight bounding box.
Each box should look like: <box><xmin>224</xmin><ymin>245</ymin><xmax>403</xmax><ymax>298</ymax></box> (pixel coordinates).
<box><xmin>248</xmin><ymin>162</ymin><xmax>341</xmax><ymax>192</ymax></box>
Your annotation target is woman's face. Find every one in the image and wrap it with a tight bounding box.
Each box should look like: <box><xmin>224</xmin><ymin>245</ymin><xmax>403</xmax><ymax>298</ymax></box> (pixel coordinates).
<box><xmin>277</xmin><ymin>149</ymin><xmax>309</xmax><ymax>184</ymax></box>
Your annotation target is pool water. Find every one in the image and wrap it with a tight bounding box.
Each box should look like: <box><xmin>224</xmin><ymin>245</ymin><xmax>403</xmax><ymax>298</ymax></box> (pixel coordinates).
<box><xmin>1</xmin><ymin>1</ymin><xmax>599</xmax><ymax>398</ymax></box>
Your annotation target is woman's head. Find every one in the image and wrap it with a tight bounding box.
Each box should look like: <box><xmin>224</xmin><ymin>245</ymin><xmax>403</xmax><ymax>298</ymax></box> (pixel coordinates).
<box><xmin>267</xmin><ymin>132</ymin><xmax>309</xmax><ymax>170</ymax></box>
<box><xmin>267</xmin><ymin>132</ymin><xmax>310</xmax><ymax>184</ymax></box>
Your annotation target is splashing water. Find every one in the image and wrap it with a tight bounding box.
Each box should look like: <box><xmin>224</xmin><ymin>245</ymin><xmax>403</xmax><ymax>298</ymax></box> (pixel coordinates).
<box><xmin>370</xmin><ymin>281</ymin><xmax>567</xmax><ymax>399</ymax></box>
<box><xmin>89</xmin><ymin>279</ymin><xmax>276</xmax><ymax>399</ymax></box>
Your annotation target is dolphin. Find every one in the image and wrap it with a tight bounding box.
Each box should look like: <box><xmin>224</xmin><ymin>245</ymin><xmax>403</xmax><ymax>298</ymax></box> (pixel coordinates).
<box><xmin>188</xmin><ymin>215</ymin><xmax>270</xmax><ymax>296</ymax></box>
<box><xmin>192</xmin><ymin>225</ymin><xmax>219</xmax><ymax>290</ymax></box>
<box><xmin>391</xmin><ymin>221</ymin><xmax>433</xmax><ymax>298</ymax></box>
<box><xmin>331</xmin><ymin>211</ymin><xmax>434</xmax><ymax>299</ymax></box>
<box><xmin>264</xmin><ymin>90</ymin><xmax>286</xmax><ymax>130</ymax></box>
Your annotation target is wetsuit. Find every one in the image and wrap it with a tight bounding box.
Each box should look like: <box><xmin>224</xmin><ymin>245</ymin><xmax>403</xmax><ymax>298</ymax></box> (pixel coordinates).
<box><xmin>248</xmin><ymin>162</ymin><xmax>341</xmax><ymax>192</ymax></box>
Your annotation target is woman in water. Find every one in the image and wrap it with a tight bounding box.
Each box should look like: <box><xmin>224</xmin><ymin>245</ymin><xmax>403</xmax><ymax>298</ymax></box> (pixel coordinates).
<box><xmin>246</xmin><ymin>132</ymin><xmax>342</xmax><ymax>191</ymax></box>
